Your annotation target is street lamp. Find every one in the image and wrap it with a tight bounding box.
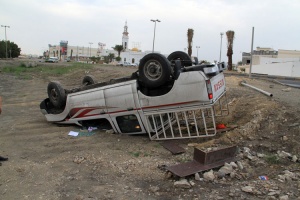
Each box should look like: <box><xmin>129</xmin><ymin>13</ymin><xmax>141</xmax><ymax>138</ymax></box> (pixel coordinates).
<box><xmin>219</xmin><ymin>32</ymin><xmax>224</xmax><ymax>62</ymax></box>
<box><xmin>89</xmin><ymin>42</ymin><xmax>93</xmax><ymax>58</ymax></box>
<box><xmin>196</xmin><ymin>46</ymin><xmax>200</xmax><ymax>60</ymax></box>
<box><xmin>1</xmin><ymin>25</ymin><xmax>10</xmax><ymax>59</ymax></box>
<box><xmin>150</xmin><ymin>19</ymin><xmax>161</xmax><ymax>53</ymax></box>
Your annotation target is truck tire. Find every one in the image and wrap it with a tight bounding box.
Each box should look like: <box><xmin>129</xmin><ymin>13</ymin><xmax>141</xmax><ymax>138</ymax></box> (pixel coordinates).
<box><xmin>47</xmin><ymin>81</ymin><xmax>66</xmax><ymax>108</ymax></box>
<box><xmin>82</xmin><ymin>75</ymin><xmax>97</xmax><ymax>86</ymax></box>
<box><xmin>167</xmin><ymin>51</ymin><xmax>192</xmax><ymax>67</ymax></box>
<box><xmin>139</xmin><ymin>53</ymin><xmax>172</xmax><ymax>89</ymax></box>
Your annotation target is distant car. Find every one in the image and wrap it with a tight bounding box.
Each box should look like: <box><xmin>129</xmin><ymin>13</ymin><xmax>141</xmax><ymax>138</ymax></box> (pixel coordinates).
<box><xmin>46</xmin><ymin>57</ymin><xmax>59</xmax><ymax>63</ymax></box>
<box><xmin>116</xmin><ymin>62</ymin><xmax>132</xmax><ymax>67</ymax></box>
<box><xmin>130</xmin><ymin>63</ymin><xmax>138</xmax><ymax>67</ymax></box>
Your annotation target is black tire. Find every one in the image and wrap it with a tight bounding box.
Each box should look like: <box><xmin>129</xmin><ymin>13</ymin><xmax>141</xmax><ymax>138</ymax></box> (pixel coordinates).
<box><xmin>167</xmin><ymin>51</ymin><xmax>192</xmax><ymax>67</ymax></box>
<box><xmin>139</xmin><ymin>53</ymin><xmax>172</xmax><ymax>88</ymax></box>
<box><xmin>82</xmin><ymin>75</ymin><xmax>97</xmax><ymax>86</ymax></box>
<box><xmin>47</xmin><ymin>81</ymin><xmax>66</xmax><ymax>108</ymax></box>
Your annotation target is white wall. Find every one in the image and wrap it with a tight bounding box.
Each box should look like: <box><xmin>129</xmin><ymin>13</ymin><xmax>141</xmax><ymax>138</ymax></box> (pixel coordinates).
<box><xmin>252</xmin><ymin>61</ymin><xmax>300</xmax><ymax>77</ymax></box>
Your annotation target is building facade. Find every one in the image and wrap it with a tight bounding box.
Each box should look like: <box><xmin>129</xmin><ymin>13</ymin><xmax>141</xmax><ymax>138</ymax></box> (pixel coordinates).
<box><xmin>47</xmin><ymin>21</ymin><xmax>157</xmax><ymax>64</ymax></box>
<box><xmin>239</xmin><ymin>47</ymin><xmax>300</xmax><ymax>77</ymax></box>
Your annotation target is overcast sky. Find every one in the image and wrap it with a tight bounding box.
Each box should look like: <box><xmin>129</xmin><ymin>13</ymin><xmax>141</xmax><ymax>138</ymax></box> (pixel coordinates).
<box><xmin>1</xmin><ymin>0</ymin><xmax>300</xmax><ymax>63</ymax></box>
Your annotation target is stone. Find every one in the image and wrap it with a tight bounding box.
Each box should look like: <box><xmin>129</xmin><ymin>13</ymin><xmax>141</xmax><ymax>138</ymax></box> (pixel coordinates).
<box><xmin>243</xmin><ymin>147</ymin><xmax>251</xmax><ymax>153</ymax></box>
<box><xmin>195</xmin><ymin>173</ymin><xmax>201</xmax><ymax>181</ymax></box>
<box><xmin>189</xmin><ymin>180</ymin><xmax>195</xmax><ymax>186</ymax></box>
<box><xmin>282</xmin><ymin>136</ymin><xmax>288</xmax><ymax>141</ymax></box>
<box><xmin>268</xmin><ymin>191</ymin><xmax>280</xmax><ymax>196</ymax></box>
<box><xmin>230</xmin><ymin>172</ymin><xmax>236</xmax><ymax>178</ymax></box>
<box><xmin>106</xmin><ymin>129</ymin><xmax>115</xmax><ymax>134</ymax></box>
<box><xmin>174</xmin><ymin>179</ymin><xmax>191</xmax><ymax>189</ymax></box>
<box><xmin>292</xmin><ymin>155</ymin><xmax>298</xmax><ymax>162</ymax></box>
<box><xmin>257</xmin><ymin>153</ymin><xmax>265</xmax><ymax>158</ymax></box>
<box><xmin>150</xmin><ymin>186</ymin><xmax>160</xmax><ymax>193</ymax></box>
<box><xmin>73</xmin><ymin>156</ymin><xmax>85</xmax><ymax>164</ymax></box>
<box><xmin>279</xmin><ymin>195</ymin><xmax>289</xmax><ymax>200</ymax></box>
<box><xmin>203</xmin><ymin>170</ymin><xmax>215</xmax><ymax>181</ymax></box>
<box><xmin>237</xmin><ymin>161</ymin><xmax>244</xmax><ymax>170</ymax></box>
<box><xmin>230</xmin><ymin>162</ymin><xmax>238</xmax><ymax>168</ymax></box>
<box><xmin>216</xmin><ymin>171</ymin><xmax>226</xmax><ymax>178</ymax></box>
<box><xmin>241</xmin><ymin>186</ymin><xmax>254</xmax><ymax>193</ymax></box>
<box><xmin>282</xmin><ymin>87</ymin><xmax>291</xmax><ymax>92</ymax></box>
<box><xmin>277</xmin><ymin>151</ymin><xmax>291</xmax><ymax>158</ymax></box>
<box><xmin>218</xmin><ymin>163</ymin><xmax>234</xmax><ymax>175</ymax></box>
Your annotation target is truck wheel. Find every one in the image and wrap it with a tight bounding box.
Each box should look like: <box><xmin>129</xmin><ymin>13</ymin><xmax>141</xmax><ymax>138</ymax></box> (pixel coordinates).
<box><xmin>167</xmin><ymin>51</ymin><xmax>192</xmax><ymax>67</ymax></box>
<box><xmin>139</xmin><ymin>53</ymin><xmax>171</xmax><ymax>88</ymax></box>
<box><xmin>47</xmin><ymin>81</ymin><xmax>66</xmax><ymax>108</ymax></box>
<box><xmin>82</xmin><ymin>75</ymin><xmax>97</xmax><ymax>86</ymax></box>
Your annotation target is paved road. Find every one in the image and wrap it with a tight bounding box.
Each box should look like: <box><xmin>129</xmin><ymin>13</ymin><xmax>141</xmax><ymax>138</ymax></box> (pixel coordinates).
<box><xmin>275</xmin><ymin>79</ymin><xmax>300</xmax><ymax>88</ymax></box>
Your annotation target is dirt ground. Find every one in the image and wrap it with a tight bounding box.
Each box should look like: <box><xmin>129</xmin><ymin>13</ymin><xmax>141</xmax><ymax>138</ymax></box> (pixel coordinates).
<box><xmin>0</xmin><ymin>60</ymin><xmax>300</xmax><ymax>200</ymax></box>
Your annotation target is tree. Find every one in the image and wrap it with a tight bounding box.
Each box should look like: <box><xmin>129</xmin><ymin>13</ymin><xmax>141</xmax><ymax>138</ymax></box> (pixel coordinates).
<box><xmin>108</xmin><ymin>53</ymin><xmax>115</xmax><ymax>62</ymax></box>
<box><xmin>113</xmin><ymin>45</ymin><xmax>124</xmax><ymax>57</ymax></box>
<box><xmin>115</xmin><ymin>56</ymin><xmax>121</xmax><ymax>61</ymax></box>
<box><xmin>226</xmin><ymin>30</ymin><xmax>235</xmax><ymax>71</ymax></box>
<box><xmin>187</xmin><ymin>29</ymin><xmax>194</xmax><ymax>57</ymax></box>
<box><xmin>0</xmin><ymin>40</ymin><xmax>21</xmax><ymax>58</ymax></box>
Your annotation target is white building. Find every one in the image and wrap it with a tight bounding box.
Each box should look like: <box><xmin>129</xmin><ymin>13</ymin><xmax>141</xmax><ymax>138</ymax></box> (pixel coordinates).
<box><xmin>239</xmin><ymin>47</ymin><xmax>300</xmax><ymax>78</ymax></box>
<box><xmin>47</xmin><ymin>21</ymin><xmax>158</xmax><ymax>64</ymax></box>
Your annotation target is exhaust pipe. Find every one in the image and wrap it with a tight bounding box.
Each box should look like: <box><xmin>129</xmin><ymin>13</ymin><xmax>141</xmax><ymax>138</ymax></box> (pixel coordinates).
<box><xmin>240</xmin><ymin>81</ymin><xmax>273</xmax><ymax>97</ymax></box>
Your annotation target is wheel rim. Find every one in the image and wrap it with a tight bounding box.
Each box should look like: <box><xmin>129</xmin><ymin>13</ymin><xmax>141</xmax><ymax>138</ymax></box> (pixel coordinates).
<box><xmin>143</xmin><ymin>60</ymin><xmax>162</xmax><ymax>81</ymax></box>
<box><xmin>50</xmin><ymin>89</ymin><xmax>58</xmax><ymax>102</ymax></box>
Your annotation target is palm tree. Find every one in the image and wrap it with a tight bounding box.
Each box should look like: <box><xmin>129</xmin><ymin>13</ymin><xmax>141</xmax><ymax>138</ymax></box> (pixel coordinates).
<box><xmin>108</xmin><ymin>53</ymin><xmax>115</xmax><ymax>62</ymax></box>
<box><xmin>187</xmin><ymin>29</ymin><xmax>194</xmax><ymax>57</ymax></box>
<box><xmin>226</xmin><ymin>30</ymin><xmax>235</xmax><ymax>71</ymax></box>
<box><xmin>113</xmin><ymin>45</ymin><xmax>124</xmax><ymax>57</ymax></box>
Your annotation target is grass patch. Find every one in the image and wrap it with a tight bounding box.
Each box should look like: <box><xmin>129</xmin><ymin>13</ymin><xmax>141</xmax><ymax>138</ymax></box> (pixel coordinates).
<box><xmin>264</xmin><ymin>154</ymin><xmax>280</xmax><ymax>164</ymax></box>
<box><xmin>130</xmin><ymin>151</ymin><xmax>141</xmax><ymax>157</ymax></box>
<box><xmin>129</xmin><ymin>151</ymin><xmax>151</xmax><ymax>157</ymax></box>
<box><xmin>1</xmin><ymin>62</ymin><xmax>94</xmax><ymax>78</ymax></box>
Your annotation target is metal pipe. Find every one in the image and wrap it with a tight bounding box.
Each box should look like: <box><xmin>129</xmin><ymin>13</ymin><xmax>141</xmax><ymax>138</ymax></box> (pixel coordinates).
<box><xmin>240</xmin><ymin>81</ymin><xmax>273</xmax><ymax>97</ymax></box>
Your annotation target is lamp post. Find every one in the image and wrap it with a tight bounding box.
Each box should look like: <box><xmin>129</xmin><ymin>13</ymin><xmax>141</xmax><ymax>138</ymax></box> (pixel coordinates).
<box><xmin>1</xmin><ymin>25</ymin><xmax>10</xmax><ymax>59</ymax></box>
<box><xmin>196</xmin><ymin>46</ymin><xmax>200</xmax><ymax>60</ymax></box>
<box><xmin>89</xmin><ymin>42</ymin><xmax>93</xmax><ymax>58</ymax></box>
<box><xmin>219</xmin><ymin>32</ymin><xmax>224</xmax><ymax>62</ymax></box>
<box><xmin>150</xmin><ymin>19</ymin><xmax>160</xmax><ymax>53</ymax></box>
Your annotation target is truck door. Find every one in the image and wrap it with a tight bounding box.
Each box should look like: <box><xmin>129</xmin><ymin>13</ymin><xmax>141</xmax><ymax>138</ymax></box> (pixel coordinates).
<box><xmin>104</xmin><ymin>82</ymin><xmax>146</xmax><ymax>134</ymax></box>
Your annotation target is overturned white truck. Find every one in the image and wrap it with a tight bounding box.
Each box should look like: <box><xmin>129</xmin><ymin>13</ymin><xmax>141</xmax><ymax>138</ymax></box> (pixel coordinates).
<box><xmin>40</xmin><ymin>51</ymin><xmax>229</xmax><ymax>140</ymax></box>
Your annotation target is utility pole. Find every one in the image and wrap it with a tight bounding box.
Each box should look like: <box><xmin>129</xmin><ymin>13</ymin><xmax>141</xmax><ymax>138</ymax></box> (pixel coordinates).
<box><xmin>196</xmin><ymin>46</ymin><xmax>200</xmax><ymax>60</ymax></box>
<box><xmin>249</xmin><ymin>27</ymin><xmax>255</xmax><ymax>79</ymax></box>
<box><xmin>150</xmin><ymin>19</ymin><xmax>161</xmax><ymax>53</ymax></box>
<box><xmin>1</xmin><ymin>25</ymin><xmax>10</xmax><ymax>59</ymax></box>
<box><xmin>219</xmin><ymin>32</ymin><xmax>224</xmax><ymax>62</ymax></box>
<box><xmin>89</xmin><ymin>42</ymin><xmax>93</xmax><ymax>58</ymax></box>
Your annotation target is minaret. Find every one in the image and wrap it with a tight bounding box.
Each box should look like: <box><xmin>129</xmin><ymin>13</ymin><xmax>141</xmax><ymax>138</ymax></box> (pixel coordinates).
<box><xmin>122</xmin><ymin>21</ymin><xmax>129</xmax><ymax>51</ymax></box>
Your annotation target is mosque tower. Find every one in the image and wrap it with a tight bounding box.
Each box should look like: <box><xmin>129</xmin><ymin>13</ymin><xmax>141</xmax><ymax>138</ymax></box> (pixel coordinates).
<box><xmin>122</xmin><ymin>21</ymin><xmax>129</xmax><ymax>51</ymax></box>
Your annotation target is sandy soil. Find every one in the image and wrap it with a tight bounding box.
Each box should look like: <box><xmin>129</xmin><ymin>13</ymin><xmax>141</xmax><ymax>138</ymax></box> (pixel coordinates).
<box><xmin>0</xmin><ymin>60</ymin><xmax>299</xmax><ymax>200</ymax></box>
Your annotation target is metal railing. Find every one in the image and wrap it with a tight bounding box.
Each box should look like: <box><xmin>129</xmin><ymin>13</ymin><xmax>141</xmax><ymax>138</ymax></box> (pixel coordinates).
<box><xmin>144</xmin><ymin>93</ymin><xmax>229</xmax><ymax>140</ymax></box>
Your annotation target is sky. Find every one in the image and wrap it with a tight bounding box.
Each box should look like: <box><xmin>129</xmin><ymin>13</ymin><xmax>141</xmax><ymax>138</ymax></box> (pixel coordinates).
<box><xmin>1</xmin><ymin>0</ymin><xmax>300</xmax><ymax>63</ymax></box>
